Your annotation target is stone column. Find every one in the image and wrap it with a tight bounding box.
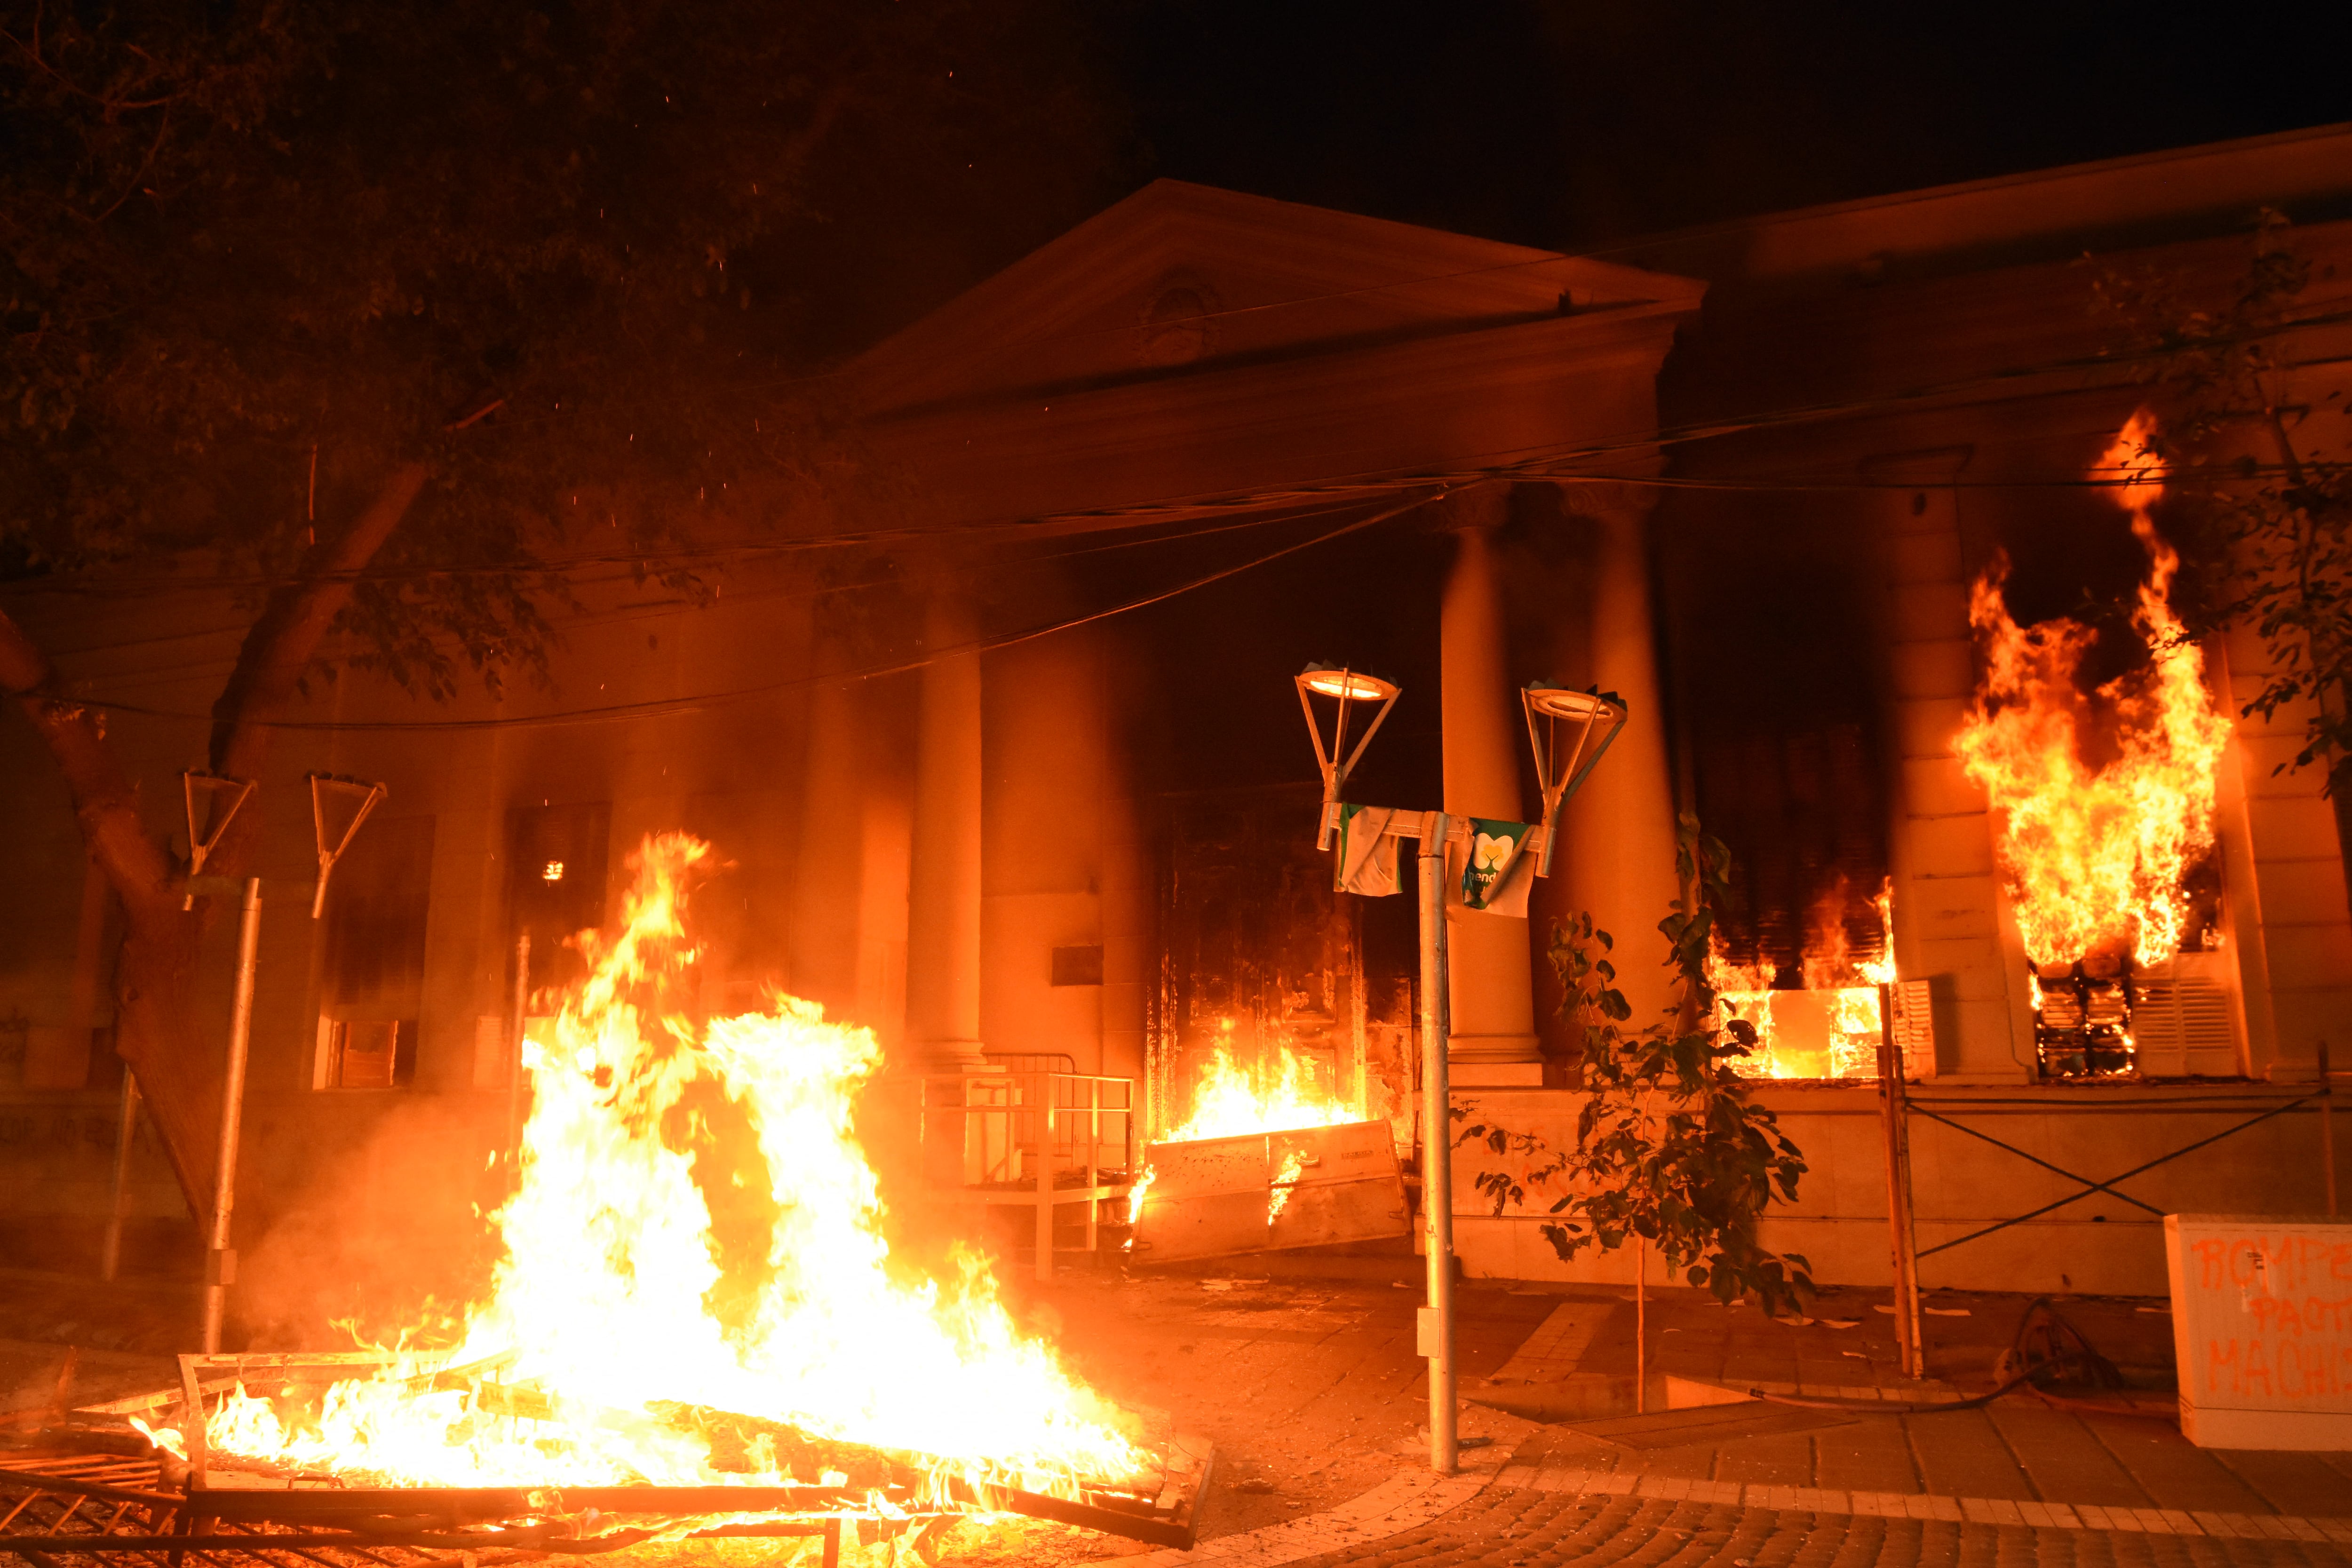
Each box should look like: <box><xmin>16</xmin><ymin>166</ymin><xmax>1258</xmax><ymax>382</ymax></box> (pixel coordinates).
<box><xmin>790</xmin><ymin>671</ymin><xmax>864</xmax><ymax>1020</ymax></box>
<box><xmin>902</xmin><ymin>591</ymin><xmax>986</xmax><ymax>1072</ymax></box>
<box><xmin>1559</xmin><ymin>482</ymin><xmax>1681</xmax><ymax>1023</ymax></box>
<box><xmin>1437</xmin><ymin>486</ymin><xmax>1543</xmax><ymax>1085</ymax></box>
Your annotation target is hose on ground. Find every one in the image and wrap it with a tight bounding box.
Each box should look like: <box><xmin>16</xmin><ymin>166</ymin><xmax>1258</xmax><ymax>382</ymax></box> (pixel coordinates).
<box><xmin>1748</xmin><ymin>1295</ymin><xmax>2173</xmax><ymax>1418</ymax></box>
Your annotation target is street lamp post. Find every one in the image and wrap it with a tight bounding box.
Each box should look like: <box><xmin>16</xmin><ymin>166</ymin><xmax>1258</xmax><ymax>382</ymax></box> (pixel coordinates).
<box><xmin>1295</xmin><ymin>667</ymin><xmax>1624</xmax><ymax>1474</ymax></box>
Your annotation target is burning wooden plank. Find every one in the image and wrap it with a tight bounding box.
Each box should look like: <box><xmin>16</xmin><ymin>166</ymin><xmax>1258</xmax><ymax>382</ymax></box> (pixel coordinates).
<box><xmin>59</xmin><ymin>841</ymin><xmax>1186</xmax><ymax>1558</ymax></box>
<box><xmin>64</xmin><ymin>1354</ymin><xmax>1215</xmax><ymax>1552</ymax></box>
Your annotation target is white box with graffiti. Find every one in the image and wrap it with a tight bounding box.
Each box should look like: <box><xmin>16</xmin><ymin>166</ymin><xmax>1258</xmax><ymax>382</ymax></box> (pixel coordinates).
<box><xmin>2165</xmin><ymin>1213</ymin><xmax>2352</xmax><ymax>1449</ymax></box>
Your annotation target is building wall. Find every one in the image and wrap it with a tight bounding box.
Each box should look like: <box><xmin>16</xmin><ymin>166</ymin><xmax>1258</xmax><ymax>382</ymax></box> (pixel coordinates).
<box><xmin>1450</xmin><ymin>1084</ymin><xmax>2350</xmax><ymax>1297</ymax></box>
<box><xmin>981</xmin><ymin>628</ymin><xmax>1120</xmax><ymax>1075</ymax></box>
<box><xmin>1865</xmin><ymin>450</ymin><xmax>2042</xmax><ymax>1081</ymax></box>
<box><xmin>2220</xmin><ymin>608</ymin><xmax>2352</xmax><ymax>1082</ymax></box>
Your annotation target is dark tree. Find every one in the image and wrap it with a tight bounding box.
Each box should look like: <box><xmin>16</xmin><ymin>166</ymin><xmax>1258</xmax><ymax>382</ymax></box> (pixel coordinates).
<box><xmin>0</xmin><ymin>0</ymin><xmax>1123</xmax><ymax>1203</ymax></box>
<box><xmin>2097</xmin><ymin>215</ymin><xmax>2352</xmax><ymax>880</ymax></box>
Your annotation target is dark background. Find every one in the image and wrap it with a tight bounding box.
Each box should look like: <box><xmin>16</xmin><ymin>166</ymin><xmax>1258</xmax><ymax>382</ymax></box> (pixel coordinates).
<box><xmin>805</xmin><ymin>2</ymin><xmax>2352</xmax><ymax>373</ymax></box>
<box><xmin>1104</xmin><ymin>0</ymin><xmax>2352</xmax><ymax>255</ymax></box>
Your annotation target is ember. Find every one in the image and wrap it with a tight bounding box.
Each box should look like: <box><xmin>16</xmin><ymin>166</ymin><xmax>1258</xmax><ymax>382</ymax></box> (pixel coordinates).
<box><xmin>134</xmin><ymin>834</ymin><xmax>1149</xmax><ymax>1510</ymax></box>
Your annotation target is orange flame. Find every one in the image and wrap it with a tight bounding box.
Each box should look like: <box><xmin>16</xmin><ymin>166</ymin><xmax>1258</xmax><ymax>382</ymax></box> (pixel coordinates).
<box><xmin>161</xmin><ymin>834</ymin><xmax>1145</xmax><ymax>1500</ymax></box>
<box><xmin>1953</xmin><ymin>411</ymin><xmax>2234</xmax><ymax>968</ymax></box>
<box><xmin>1716</xmin><ymin>879</ymin><xmax>1896</xmax><ymax>1079</ymax></box>
<box><xmin>1159</xmin><ymin>1040</ymin><xmax>1355</xmax><ymax>1144</ymax></box>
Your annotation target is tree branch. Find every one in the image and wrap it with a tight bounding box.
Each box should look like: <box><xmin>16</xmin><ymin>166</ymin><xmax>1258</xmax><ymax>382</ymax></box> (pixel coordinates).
<box><xmin>209</xmin><ymin>462</ymin><xmax>429</xmax><ymax>781</ymax></box>
<box><xmin>0</xmin><ymin>605</ymin><xmax>176</xmax><ymax>919</ymax></box>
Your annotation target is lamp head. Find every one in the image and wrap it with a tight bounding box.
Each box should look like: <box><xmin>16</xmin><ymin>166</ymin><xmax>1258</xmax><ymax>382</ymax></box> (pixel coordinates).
<box><xmin>1521</xmin><ymin>683</ymin><xmax>1630</xmax><ymax>877</ymax></box>
<box><xmin>1524</xmin><ymin>684</ymin><xmax>1617</xmax><ymax>724</ymax></box>
<box><xmin>1295</xmin><ymin>663</ymin><xmax>1403</xmax><ymax>850</ymax></box>
<box><xmin>1300</xmin><ymin>665</ymin><xmax>1401</xmax><ymax>704</ymax></box>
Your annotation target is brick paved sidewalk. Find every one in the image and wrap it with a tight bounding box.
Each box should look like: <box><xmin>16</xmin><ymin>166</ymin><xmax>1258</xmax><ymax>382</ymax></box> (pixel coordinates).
<box><xmin>1261</xmin><ymin>1486</ymin><xmax>2352</xmax><ymax>1568</ymax></box>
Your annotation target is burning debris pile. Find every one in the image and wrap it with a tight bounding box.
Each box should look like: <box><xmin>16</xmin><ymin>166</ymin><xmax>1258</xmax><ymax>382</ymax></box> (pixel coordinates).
<box><xmin>117</xmin><ymin>835</ymin><xmax>1196</xmax><ymax>1551</ymax></box>
<box><xmin>1955</xmin><ymin>413</ymin><xmax>2237</xmax><ymax>1076</ymax></box>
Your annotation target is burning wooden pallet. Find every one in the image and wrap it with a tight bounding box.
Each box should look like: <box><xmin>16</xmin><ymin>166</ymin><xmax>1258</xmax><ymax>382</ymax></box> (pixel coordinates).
<box><xmin>14</xmin><ymin>1351</ymin><xmax>1215</xmax><ymax>1564</ymax></box>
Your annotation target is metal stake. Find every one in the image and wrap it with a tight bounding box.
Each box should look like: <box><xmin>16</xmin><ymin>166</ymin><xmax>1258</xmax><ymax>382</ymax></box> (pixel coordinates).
<box><xmin>101</xmin><ymin>1073</ymin><xmax>142</xmax><ymax>1282</ymax></box>
<box><xmin>1418</xmin><ymin>813</ymin><xmax>1457</xmax><ymax>1475</ymax></box>
<box><xmin>1635</xmin><ymin>1233</ymin><xmax>1647</xmax><ymax>1414</ymax></box>
<box><xmin>2321</xmin><ymin>1038</ymin><xmax>2336</xmax><ymax>1219</ymax></box>
<box><xmin>1876</xmin><ymin>983</ymin><xmax>1923</xmax><ymax>1378</ymax></box>
<box><xmin>1035</xmin><ymin>1090</ymin><xmax>1056</xmax><ymax>1283</ymax></box>
<box><xmin>507</xmin><ymin>930</ymin><xmax>532</xmax><ymax>1159</ymax></box>
<box><xmin>201</xmin><ymin>877</ymin><xmax>262</xmax><ymax>1354</ymax></box>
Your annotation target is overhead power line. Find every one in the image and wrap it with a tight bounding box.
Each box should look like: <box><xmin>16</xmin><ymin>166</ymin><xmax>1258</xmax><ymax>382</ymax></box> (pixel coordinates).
<box><xmin>63</xmin><ymin>489</ymin><xmax>1441</xmax><ymax>734</ymax></box>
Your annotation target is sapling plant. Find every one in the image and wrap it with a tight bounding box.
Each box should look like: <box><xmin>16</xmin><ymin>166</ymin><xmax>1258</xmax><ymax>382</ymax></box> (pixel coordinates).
<box><xmin>1457</xmin><ymin>818</ymin><xmax>1812</xmax><ymax>1407</ymax></box>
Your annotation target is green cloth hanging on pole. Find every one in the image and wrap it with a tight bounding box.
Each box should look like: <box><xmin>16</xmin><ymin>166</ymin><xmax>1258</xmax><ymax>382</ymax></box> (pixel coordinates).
<box><xmin>1450</xmin><ymin>817</ymin><xmax>1536</xmax><ymax>917</ymax></box>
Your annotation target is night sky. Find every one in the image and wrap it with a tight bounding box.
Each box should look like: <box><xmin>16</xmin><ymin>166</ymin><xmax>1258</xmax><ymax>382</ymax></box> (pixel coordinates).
<box><xmin>1105</xmin><ymin>1</ymin><xmax>2352</xmax><ymax>252</ymax></box>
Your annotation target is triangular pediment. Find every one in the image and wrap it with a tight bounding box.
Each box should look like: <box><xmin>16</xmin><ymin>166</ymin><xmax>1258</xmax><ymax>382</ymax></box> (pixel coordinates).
<box><xmin>849</xmin><ymin>180</ymin><xmax>1702</xmax><ymax>418</ymax></box>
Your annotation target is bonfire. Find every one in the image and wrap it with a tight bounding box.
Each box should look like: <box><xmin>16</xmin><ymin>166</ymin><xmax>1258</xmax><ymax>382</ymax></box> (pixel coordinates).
<box><xmin>135</xmin><ymin>834</ymin><xmax>1155</xmax><ymax>1526</ymax></box>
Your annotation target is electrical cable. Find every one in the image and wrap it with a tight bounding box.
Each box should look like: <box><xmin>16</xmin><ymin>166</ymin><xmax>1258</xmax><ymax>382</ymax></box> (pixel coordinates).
<box><xmin>14</xmin><ymin>291</ymin><xmax>2348</xmax><ymax>601</ymax></box>
<box><xmin>1747</xmin><ymin>1368</ymin><xmax>2042</xmax><ymax>1415</ymax></box>
<box><xmin>1748</xmin><ymin>1296</ymin><xmax>2174</xmax><ymax>1420</ymax></box>
<box><xmin>6</xmin><ymin>482</ymin><xmax>1374</xmax><ymax>597</ymax></box>
<box><xmin>472</xmin><ymin>260</ymin><xmax>2352</xmax><ymax>419</ymax></box>
<box><xmin>11</xmin><ymin>261</ymin><xmax>2346</xmax><ymax>717</ymax></box>
<box><xmin>11</xmin><ymin>485</ymin><xmax>1406</xmax><ymax>672</ymax></box>
<box><xmin>57</xmin><ymin>487</ymin><xmax>1443</xmax><ymax>733</ymax></box>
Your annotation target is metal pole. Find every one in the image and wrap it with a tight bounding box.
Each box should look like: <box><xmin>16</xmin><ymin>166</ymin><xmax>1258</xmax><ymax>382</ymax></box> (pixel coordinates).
<box><xmin>1895</xmin><ymin>1069</ymin><xmax>1923</xmax><ymax>1376</ymax></box>
<box><xmin>506</xmin><ymin>930</ymin><xmax>532</xmax><ymax>1160</ymax></box>
<box><xmin>1036</xmin><ymin>1089</ymin><xmax>1055</xmax><ymax>1283</ymax></box>
<box><xmin>1877</xmin><ymin>983</ymin><xmax>1923</xmax><ymax>1378</ymax></box>
<box><xmin>200</xmin><ymin>877</ymin><xmax>262</xmax><ymax>1354</ymax></box>
<box><xmin>101</xmin><ymin>1072</ymin><xmax>141</xmax><ymax>1282</ymax></box>
<box><xmin>1635</xmin><ymin>1233</ymin><xmax>1647</xmax><ymax>1414</ymax></box>
<box><xmin>2314</xmin><ymin>1043</ymin><xmax>2333</xmax><ymax>1222</ymax></box>
<box><xmin>1876</xmin><ymin>1027</ymin><xmax>1914</xmax><ymax>1379</ymax></box>
<box><xmin>1417</xmin><ymin>813</ymin><xmax>1457</xmax><ymax>1475</ymax></box>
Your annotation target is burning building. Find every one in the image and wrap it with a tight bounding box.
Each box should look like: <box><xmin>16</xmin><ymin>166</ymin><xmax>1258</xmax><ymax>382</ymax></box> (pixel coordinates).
<box><xmin>3</xmin><ymin>124</ymin><xmax>2350</xmax><ymax>1345</ymax></box>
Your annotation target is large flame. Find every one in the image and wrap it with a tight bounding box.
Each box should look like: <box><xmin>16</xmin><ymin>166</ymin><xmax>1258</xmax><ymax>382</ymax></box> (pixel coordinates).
<box><xmin>171</xmin><ymin>834</ymin><xmax>1145</xmax><ymax>1500</ymax></box>
<box><xmin>1159</xmin><ymin>1037</ymin><xmax>1356</xmax><ymax>1144</ymax></box>
<box><xmin>1953</xmin><ymin>411</ymin><xmax>2235</xmax><ymax>968</ymax></box>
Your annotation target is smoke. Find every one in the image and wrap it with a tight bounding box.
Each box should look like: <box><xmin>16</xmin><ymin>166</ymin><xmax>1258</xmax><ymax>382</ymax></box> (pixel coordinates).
<box><xmin>231</xmin><ymin>1095</ymin><xmax>508</xmax><ymax>1352</ymax></box>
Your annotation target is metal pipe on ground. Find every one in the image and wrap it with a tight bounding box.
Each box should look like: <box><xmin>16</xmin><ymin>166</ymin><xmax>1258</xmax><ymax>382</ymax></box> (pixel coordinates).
<box><xmin>2323</xmin><ymin>1038</ymin><xmax>2337</xmax><ymax>1219</ymax></box>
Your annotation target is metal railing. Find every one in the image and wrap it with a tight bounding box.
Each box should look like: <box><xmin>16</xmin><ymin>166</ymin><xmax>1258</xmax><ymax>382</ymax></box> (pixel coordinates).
<box><xmin>921</xmin><ymin>1069</ymin><xmax>1136</xmax><ymax>1281</ymax></box>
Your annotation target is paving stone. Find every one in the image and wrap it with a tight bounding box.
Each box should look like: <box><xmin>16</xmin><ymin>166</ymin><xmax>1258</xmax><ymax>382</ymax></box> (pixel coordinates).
<box><xmin>1818</xmin><ymin>1424</ymin><xmax>1926</xmax><ymax>1496</ymax></box>
<box><xmin>1905</xmin><ymin>1410</ymin><xmax>2036</xmax><ymax>1502</ymax></box>
<box><xmin>1986</xmin><ymin>1404</ymin><xmax>2153</xmax><ymax>1511</ymax></box>
<box><xmin>2204</xmin><ymin>1449</ymin><xmax>2352</xmax><ymax>1519</ymax></box>
<box><xmin>1266</xmin><ymin>1490</ymin><xmax>2352</xmax><ymax>1568</ymax></box>
<box><xmin>2081</xmin><ymin>1415</ymin><xmax>2275</xmax><ymax>1519</ymax></box>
